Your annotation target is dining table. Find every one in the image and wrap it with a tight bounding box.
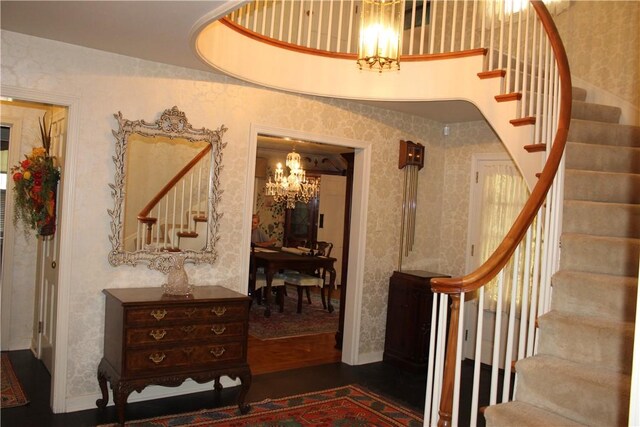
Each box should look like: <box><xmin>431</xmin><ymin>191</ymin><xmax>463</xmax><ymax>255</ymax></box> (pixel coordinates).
<box><xmin>250</xmin><ymin>247</ymin><xmax>337</xmax><ymax>317</ymax></box>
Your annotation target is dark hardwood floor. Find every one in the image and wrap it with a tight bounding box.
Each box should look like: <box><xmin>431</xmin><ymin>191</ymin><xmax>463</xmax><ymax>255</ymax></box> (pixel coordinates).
<box><xmin>1</xmin><ymin>348</ymin><xmax>426</xmax><ymax>427</ymax></box>
<box><xmin>2</xmin><ymin>283</ymin><xmax>427</xmax><ymax>427</ymax></box>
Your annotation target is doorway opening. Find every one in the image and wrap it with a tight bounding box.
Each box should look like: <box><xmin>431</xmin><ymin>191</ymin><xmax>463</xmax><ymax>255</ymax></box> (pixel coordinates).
<box><xmin>462</xmin><ymin>153</ymin><xmax>530</xmax><ymax>367</ymax></box>
<box><xmin>249</xmin><ymin>133</ymin><xmax>353</xmax><ymax>374</ymax></box>
<box><xmin>244</xmin><ymin>125</ymin><xmax>370</xmax><ymax>374</ymax></box>
<box><xmin>1</xmin><ymin>99</ymin><xmax>67</xmax><ymax>360</ymax></box>
<box><xmin>0</xmin><ymin>97</ymin><xmax>68</xmax><ymax>404</ymax></box>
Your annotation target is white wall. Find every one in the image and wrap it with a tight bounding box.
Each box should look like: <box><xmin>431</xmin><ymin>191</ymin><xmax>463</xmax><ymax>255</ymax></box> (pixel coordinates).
<box><xmin>0</xmin><ymin>104</ymin><xmax>42</xmax><ymax>350</ymax></box>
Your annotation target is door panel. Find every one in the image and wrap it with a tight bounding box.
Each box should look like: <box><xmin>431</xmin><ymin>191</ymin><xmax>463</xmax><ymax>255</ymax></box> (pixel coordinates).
<box><xmin>463</xmin><ymin>154</ymin><xmax>524</xmax><ymax>366</ymax></box>
<box><xmin>316</xmin><ymin>175</ymin><xmax>346</xmax><ymax>285</ymax></box>
<box><xmin>32</xmin><ymin>109</ymin><xmax>66</xmax><ymax>373</ymax></box>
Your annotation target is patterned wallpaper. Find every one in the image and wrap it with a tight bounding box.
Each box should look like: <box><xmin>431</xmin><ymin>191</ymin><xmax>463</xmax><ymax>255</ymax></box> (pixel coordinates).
<box><xmin>1</xmin><ymin>30</ymin><xmax>454</xmax><ymax>398</ymax></box>
<box><xmin>2</xmin><ymin>1</ymin><xmax>631</xmax><ymax>402</ymax></box>
<box><xmin>555</xmin><ymin>1</ymin><xmax>639</xmax><ymax>108</ymax></box>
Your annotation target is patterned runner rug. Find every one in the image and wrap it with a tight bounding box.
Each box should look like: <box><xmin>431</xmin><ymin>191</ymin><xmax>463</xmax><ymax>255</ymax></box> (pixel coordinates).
<box><xmin>1</xmin><ymin>353</ymin><xmax>29</xmax><ymax>408</ymax></box>
<box><xmin>100</xmin><ymin>384</ymin><xmax>423</xmax><ymax>426</ymax></box>
<box><xmin>249</xmin><ymin>293</ymin><xmax>339</xmax><ymax>340</ymax></box>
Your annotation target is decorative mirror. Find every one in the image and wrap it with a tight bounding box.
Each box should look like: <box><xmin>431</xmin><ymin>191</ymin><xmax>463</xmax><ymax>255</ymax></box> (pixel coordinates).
<box><xmin>108</xmin><ymin>106</ymin><xmax>226</xmax><ymax>271</ymax></box>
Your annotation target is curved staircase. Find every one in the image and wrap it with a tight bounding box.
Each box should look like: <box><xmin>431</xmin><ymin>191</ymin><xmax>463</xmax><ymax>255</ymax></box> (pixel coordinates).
<box><xmin>485</xmin><ymin>87</ymin><xmax>639</xmax><ymax>427</ymax></box>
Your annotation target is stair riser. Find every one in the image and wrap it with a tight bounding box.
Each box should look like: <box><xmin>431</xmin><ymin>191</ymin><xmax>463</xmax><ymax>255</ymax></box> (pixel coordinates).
<box><xmin>566</xmin><ymin>142</ymin><xmax>640</xmax><ymax>174</ymax></box>
<box><xmin>562</xmin><ymin>200</ymin><xmax>640</xmax><ymax>239</ymax></box>
<box><xmin>538</xmin><ymin>314</ymin><xmax>634</xmax><ymax>374</ymax></box>
<box><xmin>571</xmin><ymin>100</ymin><xmax>622</xmax><ymax>123</ymax></box>
<box><xmin>564</xmin><ymin>170</ymin><xmax>640</xmax><ymax>204</ymax></box>
<box><xmin>516</xmin><ymin>358</ymin><xmax>630</xmax><ymax>426</ymax></box>
<box><xmin>568</xmin><ymin>119</ymin><xmax>640</xmax><ymax>148</ymax></box>
<box><xmin>560</xmin><ymin>234</ymin><xmax>640</xmax><ymax>277</ymax></box>
<box><xmin>551</xmin><ymin>272</ymin><xmax>637</xmax><ymax>322</ymax></box>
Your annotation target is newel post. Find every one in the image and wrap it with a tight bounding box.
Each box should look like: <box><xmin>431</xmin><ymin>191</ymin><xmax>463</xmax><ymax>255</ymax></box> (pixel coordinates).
<box><xmin>437</xmin><ymin>294</ymin><xmax>461</xmax><ymax>427</ymax></box>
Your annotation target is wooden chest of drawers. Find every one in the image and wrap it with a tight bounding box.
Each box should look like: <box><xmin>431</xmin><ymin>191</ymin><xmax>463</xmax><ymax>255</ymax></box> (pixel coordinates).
<box><xmin>96</xmin><ymin>286</ymin><xmax>251</xmax><ymax>425</ymax></box>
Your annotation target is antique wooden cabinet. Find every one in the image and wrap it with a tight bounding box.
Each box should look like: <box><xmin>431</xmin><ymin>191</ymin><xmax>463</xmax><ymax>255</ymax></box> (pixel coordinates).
<box><xmin>383</xmin><ymin>270</ymin><xmax>450</xmax><ymax>371</ymax></box>
<box><xmin>96</xmin><ymin>286</ymin><xmax>251</xmax><ymax>425</ymax></box>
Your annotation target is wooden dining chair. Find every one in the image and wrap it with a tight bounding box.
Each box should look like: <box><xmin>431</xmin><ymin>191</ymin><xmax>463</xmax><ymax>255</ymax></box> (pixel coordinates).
<box><xmin>313</xmin><ymin>241</ymin><xmax>334</xmax><ymax>310</ymax></box>
<box><xmin>249</xmin><ymin>244</ymin><xmax>285</xmax><ymax>312</ymax></box>
<box><xmin>283</xmin><ymin>241</ymin><xmax>333</xmax><ymax>313</ymax></box>
<box><xmin>254</xmin><ymin>271</ymin><xmax>285</xmax><ymax>312</ymax></box>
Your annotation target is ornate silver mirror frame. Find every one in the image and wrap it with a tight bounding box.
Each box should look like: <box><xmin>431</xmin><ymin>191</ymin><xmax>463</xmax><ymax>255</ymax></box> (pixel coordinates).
<box><xmin>108</xmin><ymin>106</ymin><xmax>226</xmax><ymax>271</ymax></box>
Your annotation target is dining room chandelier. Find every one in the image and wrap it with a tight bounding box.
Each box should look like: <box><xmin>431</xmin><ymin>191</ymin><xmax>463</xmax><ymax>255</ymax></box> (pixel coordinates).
<box><xmin>265</xmin><ymin>150</ymin><xmax>319</xmax><ymax>209</ymax></box>
<box><xmin>357</xmin><ymin>0</ymin><xmax>403</xmax><ymax>72</ymax></box>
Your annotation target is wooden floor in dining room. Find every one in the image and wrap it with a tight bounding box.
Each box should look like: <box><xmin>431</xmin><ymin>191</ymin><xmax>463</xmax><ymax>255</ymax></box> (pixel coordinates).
<box><xmin>247</xmin><ymin>285</ymin><xmax>342</xmax><ymax>375</ymax></box>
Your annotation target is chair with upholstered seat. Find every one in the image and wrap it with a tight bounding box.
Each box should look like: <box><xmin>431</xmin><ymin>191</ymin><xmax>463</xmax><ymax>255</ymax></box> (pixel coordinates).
<box><xmin>254</xmin><ymin>270</ymin><xmax>285</xmax><ymax>312</ymax></box>
<box><xmin>283</xmin><ymin>241</ymin><xmax>333</xmax><ymax>313</ymax></box>
<box><xmin>249</xmin><ymin>244</ymin><xmax>285</xmax><ymax>312</ymax></box>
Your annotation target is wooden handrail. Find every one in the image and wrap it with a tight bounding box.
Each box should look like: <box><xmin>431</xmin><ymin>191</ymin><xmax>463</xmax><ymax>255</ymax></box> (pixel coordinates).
<box><xmin>138</xmin><ymin>144</ymin><xmax>211</xmax><ymax>219</ymax></box>
<box><xmin>431</xmin><ymin>1</ymin><xmax>572</xmax><ymax>295</ymax></box>
<box><xmin>434</xmin><ymin>2</ymin><xmax>572</xmax><ymax>426</ymax></box>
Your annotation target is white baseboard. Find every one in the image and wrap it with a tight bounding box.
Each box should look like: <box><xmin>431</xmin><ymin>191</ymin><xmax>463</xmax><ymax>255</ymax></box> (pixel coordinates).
<box><xmin>64</xmin><ymin>376</ymin><xmax>240</xmax><ymax>413</ymax></box>
<box><xmin>356</xmin><ymin>351</ymin><xmax>384</xmax><ymax>365</ymax></box>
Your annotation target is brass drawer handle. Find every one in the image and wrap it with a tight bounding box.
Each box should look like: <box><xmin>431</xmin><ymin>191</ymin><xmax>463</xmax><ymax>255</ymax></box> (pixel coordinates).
<box><xmin>211</xmin><ymin>325</ymin><xmax>226</xmax><ymax>335</ymax></box>
<box><xmin>149</xmin><ymin>329</ymin><xmax>167</xmax><ymax>340</ymax></box>
<box><xmin>149</xmin><ymin>353</ymin><xmax>166</xmax><ymax>364</ymax></box>
<box><xmin>211</xmin><ymin>307</ymin><xmax>227</xmax><ymax>317</ymax></box>
<box><xmin>210</xmin><ymin>347</ymin><xmax>226</xmax><ymax>358</ymax></box>
<box><xmin>181</xmin><ymin>325</ymin><xmax>196</xmax><ymax>334</ymax></box>
<box><xmin>184</xmin><ymin>308</ymin><xmax>197</xmax><ymax>317</ymax></box>
<box><xmin>150</xmin><ymin>309</ymin><xmax>167</xmax><ymax>321</ymax></box>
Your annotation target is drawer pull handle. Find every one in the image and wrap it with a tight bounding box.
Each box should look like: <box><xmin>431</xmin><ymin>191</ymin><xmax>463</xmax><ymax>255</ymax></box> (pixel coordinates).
<box><xmin>149</xmin><ymin>353</ymin><xmax>166</xmax><ymax>364</ymax></box>
<box><xmin>211</xmin><ymin>325</ymin><xmax>226</xmax><ymax>335</ymax></box>
<box><xmin>211</xmin><ymin>307</ymin><xmax>227</xmax><ymax>317</ymax></box>
<box><xmin>183</xmin><ymin>347</ymin><xmax>194</xmax><ymax>355</ymax></box>
<box><xmin>210</xmin><ymin>347</ymin><xmax>226</xmax><ymax>358</ymax></box>
<box><xmin>150</xmin><ymin>309</ymin><xmax>167</xmax><ymax>321</ymax></box>
<box><xmin>181</xmin><ymin>325</ymin><xmax>196</xmax><ymax>334</ymax></box>
<box><xmin>184</xmin><ymin>308</ymin><xmax>197</xmax><ymax>317</ymax></box>
<box><xmin>149</xmin><ymin>329</ymin><xmax>167</xmax><ymax>340</ymax></box>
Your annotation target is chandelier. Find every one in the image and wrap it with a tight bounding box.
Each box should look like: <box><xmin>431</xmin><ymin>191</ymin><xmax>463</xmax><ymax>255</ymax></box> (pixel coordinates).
<box><xmin>357</xmin><ymin>0</ymin><xmax>403</xmax><ymax>72</ymax></box>
<box><xmin>265</xmin><ymin>150</ymin><xmax>319</xmax><ymax>209</ymax></box>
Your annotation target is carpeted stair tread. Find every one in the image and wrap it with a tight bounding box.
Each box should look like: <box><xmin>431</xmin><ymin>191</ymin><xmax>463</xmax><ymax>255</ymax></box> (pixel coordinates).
<box><xmin>484</xmin><ymin>401</ymin><xmax>586</xmax><ymax>427</ymax></box>
<box><xmin>537</xmin><ymin>310</ymin><xmax>634</xmax><ymax>374</ymax></box>
<box><xmin>571</xmin><ymin>87</ymin><xmax>587</xmax><ymax>102</ymax></box>
<box><xmin>564</xmin><ymin>169</ymin><xmax>640</xmax><ymax>204</ymax></box>
<box><xmin>567</xmin><ymin>119</ymin><xmax>640</xmax><ymax>147</ymax></box>
<box><xmin>562</xmin><ymin>200</ymin><xmax>640</xmax><ymax>238</ymax></box>
<box><xmin>565</xmin><ymin>141</ymin><xmax>640</xmax><ymax>174</ymax></box>
<box><xmin>560</xmin><ymin>233</ymin><xmax>640</xmax><ymax>277</ymax></box>
<box><xmin>571</xmin><ymin>100</ymin><xmax>622</xmax><ymax>123</ymax></box>
<box><xmin>515</xmin><ymin>355</ymin><xmax>631</xmax><ymax>426</ymax></box>
<box><xmin>551</xmin><ymin>270</ymin><xmax>637</xmax><ymax>322</ymax></box>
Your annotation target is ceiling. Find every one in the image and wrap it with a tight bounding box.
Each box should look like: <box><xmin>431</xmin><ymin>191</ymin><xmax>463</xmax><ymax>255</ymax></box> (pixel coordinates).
<box><xmin>0</xmin><ymin>1</ymin><xmax>484</xmax><ymax>124</ymax></box>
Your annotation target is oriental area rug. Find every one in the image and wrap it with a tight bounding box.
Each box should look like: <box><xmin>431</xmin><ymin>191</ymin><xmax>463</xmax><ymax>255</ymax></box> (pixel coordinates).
<box><xmin>249</xmin><ymin>293</ymin><xmax>339</xmax><ymax>340</ymax></box>
<box><xmin>100</xmin><ymin>385</ymin><xmax>423</xmax><ymax>426</ymax></box>
<box><xmin>1</xmin><ymin>353</ymin><xmax>29</xmax><ymax>408</ymax></box>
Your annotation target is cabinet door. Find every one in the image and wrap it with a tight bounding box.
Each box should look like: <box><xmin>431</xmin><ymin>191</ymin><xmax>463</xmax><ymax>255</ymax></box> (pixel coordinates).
<box><xmin>385</xmin><ymin>280</ymin><xmax>421</xmax><ymax>360</ymax></box>
<box><xmin>283</xmin><ymin>199</ymin><xmax>318</xmax><ymax>246</ymax></box>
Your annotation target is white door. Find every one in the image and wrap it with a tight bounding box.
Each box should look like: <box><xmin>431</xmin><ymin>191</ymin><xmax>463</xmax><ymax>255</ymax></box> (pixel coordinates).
<box><xmin>32</xmin><ymin>109</ymin><xmax>66</xmax><ymax>373</ymax></box>
<box><xmin>462</xmin><ymin>154</ymin><xmax>529</xmax><ymax>367</ymax></box>
<box><xmin>316</xmin><ymin>174</ymin><xmax>346</xmax><ymax>285</ymax></box>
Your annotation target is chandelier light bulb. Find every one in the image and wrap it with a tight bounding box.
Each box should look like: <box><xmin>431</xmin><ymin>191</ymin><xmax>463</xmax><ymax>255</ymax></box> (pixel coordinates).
<box><xmin>265</xmin><ymin>149</ymin><xmax>319</xmax><ymax>209</ymax></box>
